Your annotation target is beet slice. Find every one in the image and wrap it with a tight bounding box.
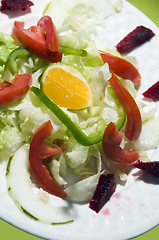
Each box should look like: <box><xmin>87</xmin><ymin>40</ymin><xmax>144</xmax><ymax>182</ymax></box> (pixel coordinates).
<box><xmin>133</xmin><ymin>160</ymin><xmax>159</xmax><ymax>178</ymax></box>
<box><xmin>116</xmin><ymin>26</ymin><xmax>155</xmax><ymax>54</ymax></box>
<box><xmin>89</xmin><ymin>174</ymin><xmax>116</xmax><ymax>213</ymax></box>
<box><xmin>142</xmin><ymin>80</ymin><xmax>159</xmax><ymax>101</ymax></box>
<box><xmin>1</xmin><ymin>0</ymin><xmax>34</xmax><ymax>11</ymax></box>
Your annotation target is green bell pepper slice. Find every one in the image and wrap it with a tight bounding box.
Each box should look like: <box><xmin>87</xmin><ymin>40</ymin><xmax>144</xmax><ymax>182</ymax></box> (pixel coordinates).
<box><xmin>59</xmin><ymin>45</ymin><xmax>87</xmax><ymax>57</ymax></box>
<box><xmin>6</xmin><ymin>47</ymin><xmax>30</xmax><ymax>75</ymax></box>
<box><xmin>30</xmin><ymin>87</ymin><xmax>125</xmax><ymax>146</ymax></box>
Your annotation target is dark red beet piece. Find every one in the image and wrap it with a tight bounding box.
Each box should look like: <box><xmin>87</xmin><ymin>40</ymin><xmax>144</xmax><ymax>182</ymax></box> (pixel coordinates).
<box><xmin>89</xmin><ymin>174</ymin><xmax>116</xmax><ymax>213</ymax></box>
<box><xmin>116</xmin><ymin>26</ymin><xmax>155</xmax><ymax>54</ymax></box>
<box><xmin>1</xmin><ymin>0</ymin><xmax>34</xmax><ymax>11</ymax></box>
<box><xmin>133</xmin><ymin>160</ymin><xmax>159</xmax><ymax>178</ymax></box>
<box><xmin>142</xmin><ymin>80</ymin><xmax>159</xmax><ymax>101</ymax></box>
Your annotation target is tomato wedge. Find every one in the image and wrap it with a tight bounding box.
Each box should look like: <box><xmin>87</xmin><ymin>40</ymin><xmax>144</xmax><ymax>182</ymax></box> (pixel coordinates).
<box><xmin>29</xmin><ymin>120</ymin><xmax>66</xmax><ymax>199</ymax></box>
<box><xmin>12</xmin><ymin>16</ymin><xmax>62</xmax><ymax>63</ymax></box>
<box><xmin>102</xmin><ymin>122</ymin><xmax>140</xmax><ymax>163</ymax></box>
<box><xmin>0</xmin><ymin>73</ymin><xmax>32</xmax><ymax>105</ymax></box>
<box><xmin>100</xmin><ymin>50</ymin><xmax>141</xmax><ymax>87</ymax></box>
<box><xmin>109</xmin><ymin>73</ymin><xmax>142</xmax><ymax>141</ymax></box>
<box><xmin>37</xmin><ymin>15</ymin><xmax>59</xmax><ymax>52</ymax></box>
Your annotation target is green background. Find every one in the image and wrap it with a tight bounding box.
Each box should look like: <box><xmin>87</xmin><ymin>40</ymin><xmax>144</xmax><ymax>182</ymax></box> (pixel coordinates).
<box><xmin>0</xmin><ymin>0</ymin><xmax>159</xmax><ymax>239</ymax></box>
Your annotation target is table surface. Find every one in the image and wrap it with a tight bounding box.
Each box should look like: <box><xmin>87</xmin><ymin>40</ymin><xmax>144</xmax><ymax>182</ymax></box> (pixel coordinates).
<box><xmin>0</xmin><ymin>0</ymin><xmax>159</xmax><ymax>240</ymax></box>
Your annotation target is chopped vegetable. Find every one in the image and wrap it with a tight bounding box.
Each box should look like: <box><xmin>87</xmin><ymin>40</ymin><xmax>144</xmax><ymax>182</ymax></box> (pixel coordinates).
<box><xmin>142</xmin><ymin>80</ymin><xmax>159</xmax><ymax>101</ymax></box>
<box><xmin>89</xmin><ymin>174</ymin><xmax>116</xmax><ymax>213</ymax></box>
<box><xmin>37</xmin><ymin>15</ymin><xmax>59</xmax><ymax>52</ymax></box>
<box><xmin>0</xmin><ymin>73</ymin><xmax>32</xmax><ymax>105</ymax></box>
<box><xmin>43</xmin><ymin>0</ymin><xmax>118</xmax><ymax>32</ymax></box>
<box><xmin>109</xmin><ymin>73</ymin><xmax>142</xmax><ymax>141</ymax></box>
<box><xmin>30</xmin><ymin>86</ymin><xmax>125</xmax><ymax>146</ymax></box>
<box><xmin>133</xmin><ymin>160</ymin><xmax>159</xmax><ymax>178</ymax></box>
<box><xmin>12</xmin><ymin>16</ymin><xmax>62</xmax><ymax>63</ymax></box>
<box><xmin>100</xmin><ymin>50</ymin><xmax>141</xmax><ymax>87</ymax></box>
<box><xmin>6</xmin><ymin>47</ymin><xmax>30</xmax><ymax>75</ymax></box>
<box><xmin>1</xmin><ymin>0</ymin><xmax>34</xmax><ymax>11</ymax></box>
<box><xmin>59</xmin><ymin>45</ymin><xmax>87</xmax><ymax>57</ymax></box>
<box><xmin>29</xmin><ymin>120</ymin><xmax>67</xmax><ymax>199</ymax></box>
<box><xmin>102</xmin><ymin>122</ymin><xmax>140</xmax><ymax>163</ymax></box>
<box><xmin>0</xmin><ymin>33</ymin><xmax>16</xmax><ymax>66</ymax></box>
<box><xmin>116</xmin><ymin>26</ymin><xmax>155</xmax><ymax>54</ymax></box>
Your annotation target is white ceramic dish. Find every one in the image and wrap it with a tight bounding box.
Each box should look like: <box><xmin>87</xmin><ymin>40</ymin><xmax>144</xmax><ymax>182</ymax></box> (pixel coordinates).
<box><xmin>0</xmin><ymin>0</ymin><xmax>159</xmax><ymax>240</ymax></box>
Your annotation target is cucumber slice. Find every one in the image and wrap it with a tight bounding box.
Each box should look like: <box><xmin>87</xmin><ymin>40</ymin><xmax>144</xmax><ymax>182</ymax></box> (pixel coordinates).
<box><xmin>6</xmin><ymin>145</ymin><xmax>73</xmax><ymax>224</ymax></box>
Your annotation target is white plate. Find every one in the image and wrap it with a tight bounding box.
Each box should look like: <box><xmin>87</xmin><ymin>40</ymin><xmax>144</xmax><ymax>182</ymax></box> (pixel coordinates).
<box><xmin>0</xmin><ymin>0</ymin><xmax>159</xmax><ymax>240</ymax></box>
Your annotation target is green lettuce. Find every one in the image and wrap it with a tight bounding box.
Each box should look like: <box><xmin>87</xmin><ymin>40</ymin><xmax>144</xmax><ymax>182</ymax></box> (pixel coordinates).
<box><xmin>0</xmin><ymin>125</ymin><xmax>22</xmax><ymax>152</ymax></box>
<box><xmin>60</xmin><ymin>31</ymin><xmax>103</xmax><ymax>83</ymax></box>
<box><xmin>0</xmin><ymin>33</ymin><xmax>17</xmax><ymax>77</ymax></box>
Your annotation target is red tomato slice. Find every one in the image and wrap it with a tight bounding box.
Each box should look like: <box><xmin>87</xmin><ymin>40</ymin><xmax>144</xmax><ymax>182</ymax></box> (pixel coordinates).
<box><xmin>12</xmin><ymin>19</ymin><xmax>62</xmax><ymax>63</ymax></box>
<box><xmin>102</xmin><ymin>122</ymin><xmax>140</xmax><ymax>163</ymax></box>
<box><xmin>37</xmin><ymin>15</ymin><xmax>59</xmax><ymax>52</ymax></box>
<box><xmin>29</xmin><ymin>120</ymin><xmax>67</xmax><ymax>199</ymax></box>
<box><xmin>0</xmin><ymin>73</ymin><xmax>32</xmax><ymax>105</ymax></box>
<box><xmin>100</xmin><ymin>50</ymin><xmax>141</xmax><ymax>87</ymax></box>
<box><xmin>109</xmin><ymin>73</ymin><xmax>142</xmax><ymax>141</ymax></box>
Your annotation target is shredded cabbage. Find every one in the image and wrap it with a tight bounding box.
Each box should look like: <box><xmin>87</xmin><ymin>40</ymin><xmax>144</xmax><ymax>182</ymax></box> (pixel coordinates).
<box><xmin>135</xmin><ymin>117</ymin><xmax>159</xmax><ymax>150</ymax></box>
<box><xmin>43</xmin><ymin>0</ymin><xmax>119</xmax><ymax>32</ymax></box>
<box><xmin>0</xmin><ymin>32</ymin><xmax>16</xmax><ymax>77</ymax></box>
<box><xmin>0</xmin><ymin>110</ymin><xmax>23</xmax><ymax>152</ymax></box>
